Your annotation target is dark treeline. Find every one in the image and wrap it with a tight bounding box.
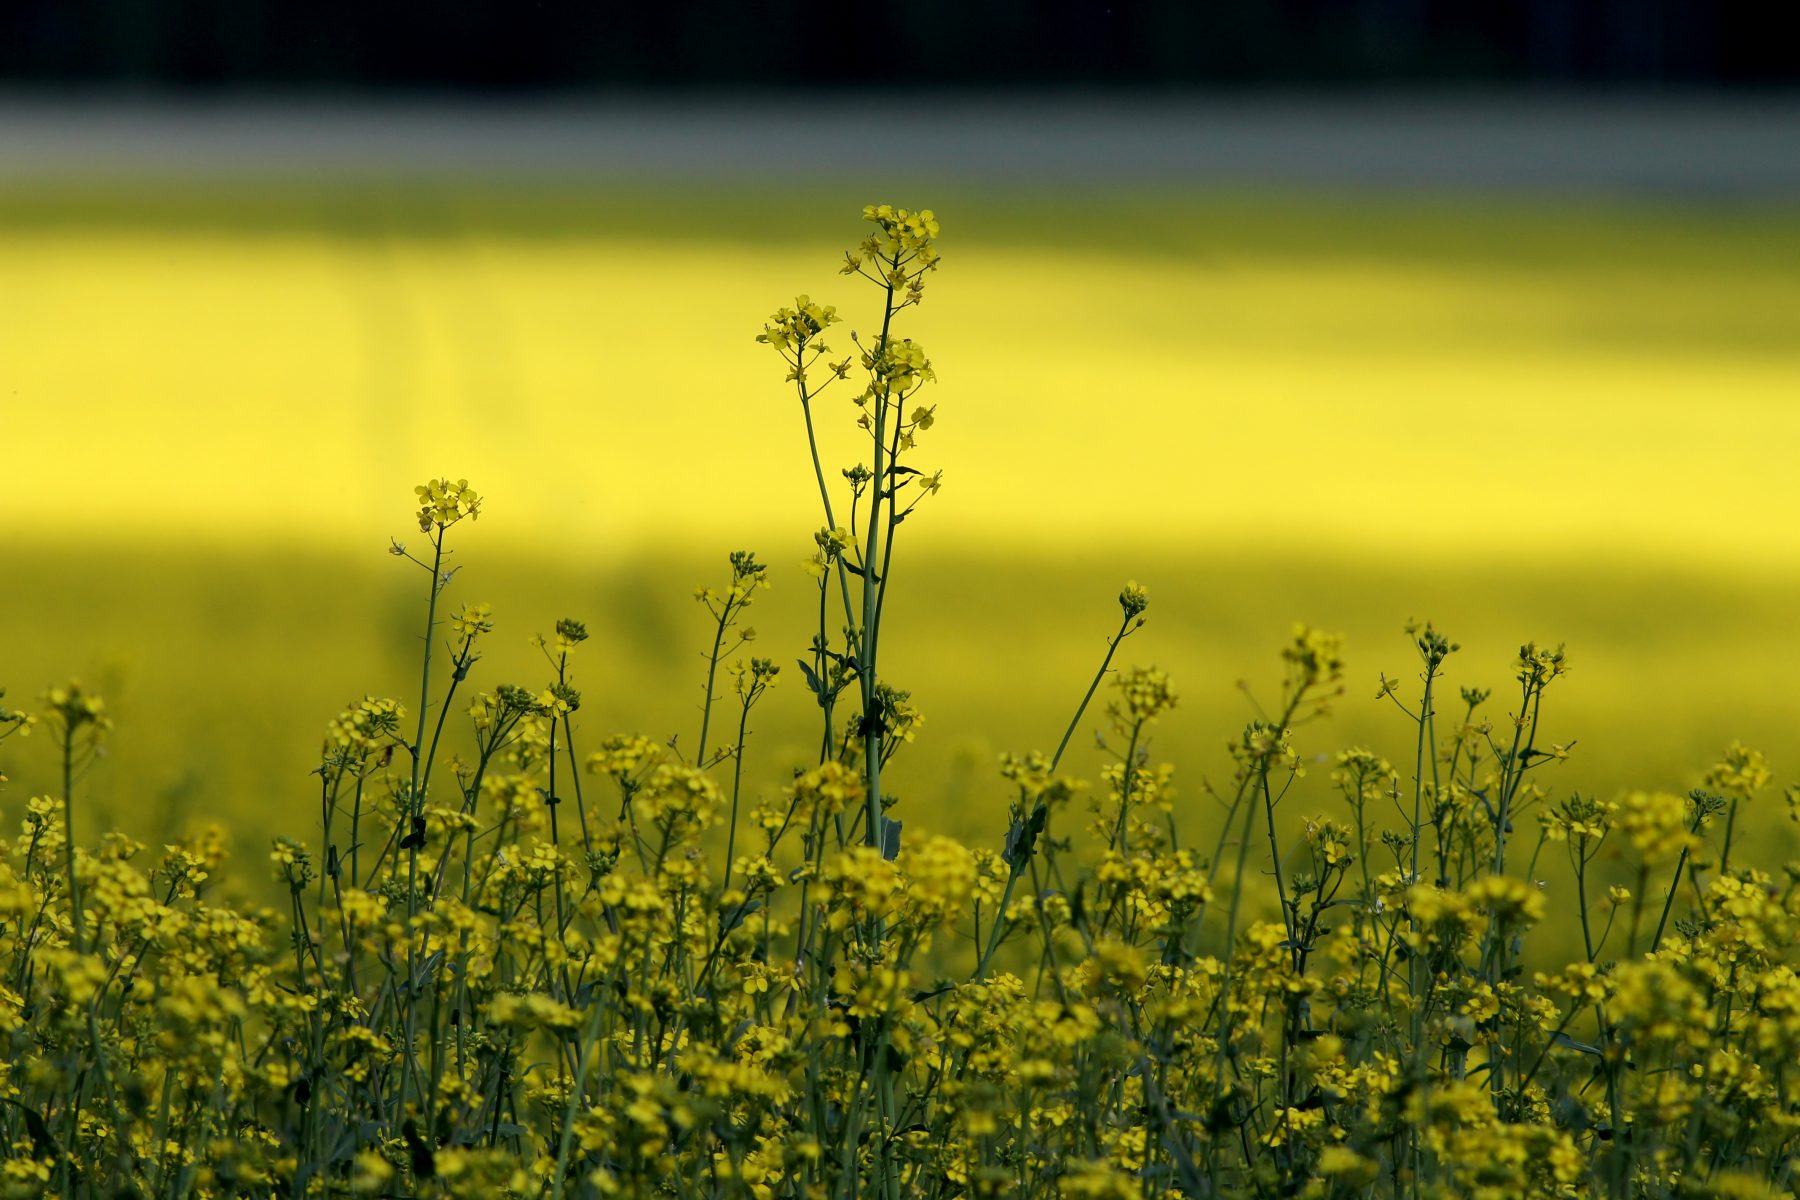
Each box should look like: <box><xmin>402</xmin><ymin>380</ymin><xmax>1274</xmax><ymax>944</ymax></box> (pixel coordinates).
<box><xmin>5</xmin><ymin>0</ymin><xmax>1796</xmax><ymax>89</ymax></box>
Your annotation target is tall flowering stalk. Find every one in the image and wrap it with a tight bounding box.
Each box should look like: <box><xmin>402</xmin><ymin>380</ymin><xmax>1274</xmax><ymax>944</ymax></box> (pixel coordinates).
<box><xmin>758</xmin><ymin>204</ymin><xmax>942</xmax><ymax>849</ymax></box>
<box><xmin>390</xmin><ymin>477</ymin><xmax>481</xmax><ymax>1135</ymax></box>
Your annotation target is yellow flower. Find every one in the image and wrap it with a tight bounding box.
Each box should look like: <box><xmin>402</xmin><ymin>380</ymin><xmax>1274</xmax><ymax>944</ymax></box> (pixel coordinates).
<box><xmin>1118</xmin><ymin>580</ymin><xmax>1149</xmax><ymax>621</ymax></box>
<box><xmin>1084</xmin><ymin>938</ymin><xmax>1149</xmax><ymax>996</ymax></box>
<box><xmin>349</xmin><ymin>1151</ymin><xmax>393</xmax><ymax>1194</ymax></box>
<box><xmin>861</xmin><ymin>204</ymin><xmax>940</xmax><ymax>262</ymax></box>
<box><xmin>901</xmin><ymin>834</ymin><xmax>977</xmax><ymax>924</ymax></box>
<box><xmin>449</xmin><ymin>602</ymin><xmax>494</xmax><ymax>638</ymax></box>
<box><xmin>867</xmin><ymin>337</ymin><xmax>934</xmax><ymax>394</ymax></box>
<box><xmin>1284</xmin><ymin>625</ymin><xmax>1346</xmax><ymax>686</ymax></box>
<box><xmin>1616</xmin><ymin>790</ymin><xmax>1700</xmax><ymax>865</ymax></box>
<box><xmin>1318</xmin><ymin>1145</ymin><xmax>1378</xmax><ymax>1184</ymax></box>
<box><xmin>1706</xmin><ymin>741</ymin><xmax>1771</xmax><ymax>800</ymax></box>
<box><xmin>586</xmin><ymin>733</ymin><xmax>662</xmax><ymax>780</ymax></box>
<box><xmin>1057</xmin><ymin>1160</ymin><xmax>1135</xmax><ymax>1200</ymax></box>
<box><xmin>1542</xmin><ymin>793</ymin><xmax>1615</xmax><ymax>842</ymax></box>
<box><xmin>1515</xmin><ymin>641</ymin><xmax>1569</xmax><ymax>686</ymax></box>
<box><xmin>42</xmin><ymin>680</ymin><xmax>110</xmax><ymax>736</ymax></box>
<box><xmin>413</xmin><ymin>476</ymin><xmax>481</xmax><ymax>532</ymax></box>
<box><xmin>1461</xmin><ymin>983</ymin><xmax>1500</xmax><ymax>1022</ymax></box>
<box><xmin>754</xmin><ymin>295</ymin><xmax>838</xmax><ymax>355</ymax></box>
<box><xmin>1113</xmin><ymin>666</ymin><xmax>1177</xmax><ymax>725</ymax></box>
<box><xmin>323</xmin><ymin>696</ymin><xmax>404</xmax><ymax>758</ymax></box>
<box><xmin>1463</xmin><ymin>874</ymin><xmax>1547</xmax><ymax>928</ymax></box>
<box><xmin>487</xmin><ymin>992</ymin><xmax>583</xmax><ymax>1033</ymax></box>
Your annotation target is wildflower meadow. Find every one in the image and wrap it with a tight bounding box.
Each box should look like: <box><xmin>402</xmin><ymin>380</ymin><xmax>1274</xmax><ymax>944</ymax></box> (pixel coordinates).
<box><xmin>6</xmin><ymin>204</ymin><xmax>1800</xmax><ymax>1200</ymax></box>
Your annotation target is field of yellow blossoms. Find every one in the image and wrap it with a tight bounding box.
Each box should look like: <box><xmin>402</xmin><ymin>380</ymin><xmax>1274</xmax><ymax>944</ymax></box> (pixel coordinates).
<box><xmin>5</xmin><ymin>204</ymin><xmax>1800</xmax><ymax>1199</ymax></box>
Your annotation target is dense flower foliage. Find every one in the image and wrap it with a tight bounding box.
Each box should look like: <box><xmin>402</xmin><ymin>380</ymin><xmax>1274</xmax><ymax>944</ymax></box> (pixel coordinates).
<box><xmin>4</xmin><ymin>209</ymin><xmax>1797</xmax><ymax>1200</ymax></box>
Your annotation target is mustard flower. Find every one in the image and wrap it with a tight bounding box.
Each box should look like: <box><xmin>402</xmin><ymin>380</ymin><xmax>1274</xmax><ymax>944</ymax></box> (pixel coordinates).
<box><xmin>1284</xmin><ymin>624</ymin><xmax>1346</xmax><ymax>688</ymax></box>
<box><xmin>414</xmin><ymin>476</ymin><xmax>481</xmax><ymax>532</ymax></box>
<box><xmin>1112</xmin><ymin>666</ymin><xmax>1177</xmax><ymax>726</ymax></box>
<box><xmin>0</xmin><ymin>690</ymin><xmax>34</xmax><ymax>740</ymax></box>
<box><xmin>1463</xmin><ymin>873</ymin><xmax>1547</xmax><ymax>929</ymax></box>
<box><xmin>449</xmin><ymin>601</ymin><xmax>494</xmax><ymax>638</ymax></box>
<box><xmin>323</xmin><ymin>695</ymin><xmax>405</xmax><ymax>756</ymax></box>
<box><xmin>1705</xmin><ymin>741</ymin><xmax>1771</xmax><ymax>800</ymax></box>
<box><xmin>586</xmin><ymin>733</ymin><xmax>662</xmax><ymax>781</ymax></box>
<box><xmin>900</xmin><ymin>834</ymin><xmax>977</xmax><ymax>924</ymax></box>
<box><xmin>1117</xmin><ymin>580</ymin><xmax>1149</xmax><ymax>622</ymax></box>
<box><xmin>861</xmin><ymin>203</ymin><xmax>941</xmax><ymax>264</ymax></box>
<box><xmin>42</xmin><ymin>680</ymin><xmax>109</xmax><ymax>737</ymax></box>
<box><xmin>863</xmin><ymin>336</ymin><xmax>934</xmax><ymax>395</ymax></box>
<box><xmin>755</xmin><ymin>295</ymin><xmax>838</xmax><ymax>355</ymax></box>
<box><xmin>1616</xmin><ymin>790</ymin><xmax>1701</xmax><ymax>865</ymax></box>
<box><xmin>1542</xmin><ymin>792</ymin><xmax>1615</xmax><ymax>842</ymax></box>
<box><xmin>1515</xmin><ymin>641</ymin><xmax>1569</xmax><ymax>686</ymax></box>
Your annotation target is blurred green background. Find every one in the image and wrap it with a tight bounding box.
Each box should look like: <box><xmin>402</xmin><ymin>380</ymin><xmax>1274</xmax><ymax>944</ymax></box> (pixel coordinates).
<box><xmin>6</xmin><ymin>171</ymin><xmax>1800</xmax><ymax>861</ymax></box>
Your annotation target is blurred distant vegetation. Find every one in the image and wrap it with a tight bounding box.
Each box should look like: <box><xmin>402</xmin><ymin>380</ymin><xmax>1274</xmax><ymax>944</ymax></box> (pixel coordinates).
<box><xmin>3</xmin><ymin>0</ymin><xmax>1796</xmax><ymax>89</ymax></box>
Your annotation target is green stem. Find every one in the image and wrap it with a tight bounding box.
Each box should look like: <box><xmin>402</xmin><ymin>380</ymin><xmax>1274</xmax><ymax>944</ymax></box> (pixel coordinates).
<box><xmin>1052</xmin><ymin>615</ymin><xmax>1133</xmax><ymax>772</ymax></box>
<box><xmin>61</xmin><ymin>732</ymin><xmax>83</xmax><ymax>951</ymax></box>
<box><xmin>398</xmin><ymin>530</ymin><xmax>445</xmax><ymax>1135</ymax></box>
<box><xmin>724</xmin><ymin>691</ymin><xmax>755</xmax><ymax>891</ymax></box>
<box><xmin>697</xmin><ymin>608</ymin><xmax>729</xmax><ymax>765</ymax></box>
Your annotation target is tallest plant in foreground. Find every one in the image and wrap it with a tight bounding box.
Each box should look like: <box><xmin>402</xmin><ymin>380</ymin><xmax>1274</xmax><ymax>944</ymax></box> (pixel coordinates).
<box><xmin>757</xmin><ymin>204</ymin><xmax>943</xmax><ymax>853</ymax></box>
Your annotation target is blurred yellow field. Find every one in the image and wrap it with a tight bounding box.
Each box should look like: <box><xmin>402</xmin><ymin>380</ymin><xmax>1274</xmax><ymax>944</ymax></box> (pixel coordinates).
<box><xmin>6</xmin><ymin>185</ymin><xmax>1800</xmax><ymax>558</ymax></box>
<box><xmin>6</xmin><ymin>184</ymin><xmax>1800</xmax><ymax>851</ymax></box>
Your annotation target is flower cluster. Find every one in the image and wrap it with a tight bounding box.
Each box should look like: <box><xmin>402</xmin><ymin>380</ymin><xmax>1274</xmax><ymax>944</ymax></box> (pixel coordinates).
<box><xmin>754</xmin><ymin>294</ymin><xmax>838</xmax><ymax>355</ymax></box>
<box><xmin>414</xmin><ymin>476</ymin><xmax>482</xmax><ymax>532</ymax></box>
<box><xmin>859</xmin><ymin>203</ymin><xmax>940</xmax><ymax>265</ymax></box>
